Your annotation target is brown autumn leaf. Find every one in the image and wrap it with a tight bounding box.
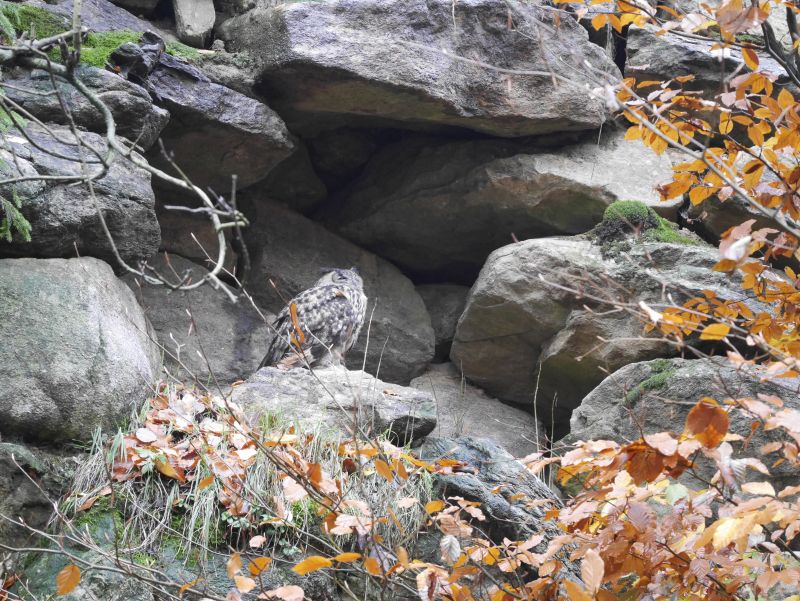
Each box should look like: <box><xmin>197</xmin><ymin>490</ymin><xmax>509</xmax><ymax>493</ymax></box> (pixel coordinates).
<box><xmin>562</xmin><ymin>579</ymin><xmax>593</xmax><ymax>601</ymax></box>
<box><xmin>249</xmin><ymin>535</ymin><xmax>267</xmax><ymax>548</ymax></box>
<box><xmin>374</xmin><ymin>459</ymin><xmax>394</xmax><ymax>482</ymax></box>
<box><xmin>178</xmin><ymin>578</ymin><xmax>203</xmax><ymax>597</ymax></box>
<box><xmin>258</xmin><ymin>585</ymin><xmax>305</xmax><ymax>600</ymax></box>
<box><xmin>227</xmin><ymin>553</ymin><xmax>243</xmax><ymax>578</ymax></box>
<box><xmin>700</xmin><ymin>323</ymin><xmax>731</xmax><ymax>341</ymax></box>
<box><xmin>234</xmin><ymin>575</ymin><xmax>256</xmax><ymax>593</ymax></box>
<box><xmin>292</xmin><ymin>556</ymin><xmax>332</xmax><ymax>575</ymax></box>
<box><xmin>55</xmin><ymin>564</ymin><xmax>81</xmax><ymax>595</ymax></box>
<box><xmin>581</xmin><ymin>548</ymin><xmax>605</xmax><ymax>595</ymax></box>
<box><xmin>644</xmin><ymin>432</ymin><xmax>679</xmax><ymax>456</ymax></box>
<box><xmin>333</xmin><ymin>553</ymin><xmax>361</xmax><ymax>563</ymax></box>
<box><xmin>686</xmin><ymin>398</ymin><xmax>730</xmax><ymax>448</ymax></box>
<box><xmin>425</xmin><ymin>500</ymin><xmax>445</xmax><ymax>514</ymax></box>
<box><xmin>198</xmin><ymin>475</ymin><xmax>215</xmax><ymax>491</ymax></box>
<box><xmin>363</xmin><ymin>556</ymin><xmax>382</xmax><ymax>576</ymax></box>
<box><xmin>249</xmin><ymin>557</ymin><xmax>272</xmax><ymax>577</ymax></box>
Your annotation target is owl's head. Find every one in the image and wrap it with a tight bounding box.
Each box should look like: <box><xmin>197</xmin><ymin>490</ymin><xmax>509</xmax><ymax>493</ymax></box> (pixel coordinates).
<box><xmin>316</xmin><ymin>267</ymin><xmax>364</xmax><ymax>290</ymax></box>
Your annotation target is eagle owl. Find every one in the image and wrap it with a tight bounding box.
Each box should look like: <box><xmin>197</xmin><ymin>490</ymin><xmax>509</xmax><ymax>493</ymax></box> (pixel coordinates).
<box><xmin>259</xmin><ymin>268</ymin><xmax>368</xmax><ymax>370</ymax></box>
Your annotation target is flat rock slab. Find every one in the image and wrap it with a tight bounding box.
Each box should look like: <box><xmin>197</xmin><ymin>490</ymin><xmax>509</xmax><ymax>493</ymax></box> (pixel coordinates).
<box><xmin>450</xmin><ymin>237</ymin><xmax>763</xmax><ymax>435</ymax></box>
<box><xmin>232</xmin><ymin>367</ymin><xmax>437</xmax><ymax>445</ymax></box>
<box><xmin>326</xmin><ymin>131</ymin><xmax>674</xmax><ymax>281</ymax></box>
<box><xmin>411</xmin><ymin>363</ymin><xmax>545</xmax><ymax>458</ymax></box>
<box><xmin>0</xmin><ymin>257</ymin><xmax>161</xmax><ymax>443</ymax></box>
<box><xmin>0</xmin><ymin>124</ymin><xmax>160</xmax><ymax>265</ymax></box>
<box><xmin>219</xmin><ymin>0</ymin><xmax>620</xmax><ymax>136</ymax></box>
<box><xmin>242</xmin><ymin>200</ymin><xmax>435</xmax><ymax>384</ymax></box>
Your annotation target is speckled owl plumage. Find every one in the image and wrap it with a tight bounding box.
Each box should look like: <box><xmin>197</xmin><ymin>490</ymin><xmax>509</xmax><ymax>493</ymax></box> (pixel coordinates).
<box><xmin>258</xmin><ymin>268</ymin><xmax>368</xmax><ymax>370</ymax></box>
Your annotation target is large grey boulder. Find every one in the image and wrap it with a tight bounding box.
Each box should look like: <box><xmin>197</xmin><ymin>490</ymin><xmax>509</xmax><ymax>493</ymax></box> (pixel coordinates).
<box><xmin>0</xmin><ymin>124</ymin><xmax>160</xmax><ymax>266</ymax></box>
<box><xmin>411</xmin><ymin>363</ymin><xmax>545</xmax><ymax>458</ymax></box>
<box><xmin>2</xmin><ymin>66</ymin><xmax>169</xmax><ymax>150</ymax></box>
<box><xmin>145</xmin><ymin>54</ymin><xmax>295</xmax><ymax>192</ymax></box>
<box><xmin>0</xmin><ymin>257</ymin><xmax>161</xmax><ymax>442</ymax></box>
<box><xmin>416</xmin><ymin>284</ymin><xmax>469</xmax><ymax>361</ymax></box>
<box><xmin>450</xmin><ymin>237</ymin><xmax>759</xmax><ymax>435</ymax></box>
<box><xmin>109</xmin><ymin>0</ymin><xmax>159</xmax><ymax>15</ymax></box>
<box><xmin>562</xmin><ymin>357</ymin><xmax>800</xmax><ymax>489</ymax></box>
<box><xmin>124</xmin><ymin>254</ymin><xmax>271</xmax><ymax>386</ymax></box>
<box><xmin>326</xmin><ymin>132</ymin><xmax>675</xmax><ymax>280</ymax></box>
<box><xmin>233</xmin><ymin>367</ymin><xmax>437</xmax><ymax>445</ymax></box>
<box><xmin>626</xmin><ymin>26</ymin><xmax>792</xmax><ymax>97</ymax></box>
<box><xmin>242</xmin><ymin>200</ymin><xmax>435</xmax><ymax>384</ymax></box>
<box><xmin>173</xmin><ymin>0</ymin><xmax>216</xmax><ymax>47</ymax></box>
<box><xmin>218</xmin><ymin>0</ymin><xmax>620</xmax><ymax>136</ymax></box>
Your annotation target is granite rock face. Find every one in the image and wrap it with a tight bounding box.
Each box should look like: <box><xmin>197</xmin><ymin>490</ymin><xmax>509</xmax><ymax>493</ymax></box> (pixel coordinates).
<box><xmin>0</xmin><ymin>257</ymin><xmax>161</xmax><ymax>443</ymax></box>
<box><xmin>219</xmin><ymin>0</ymin><xmax>620</xmax><ymax>136</ymax></box>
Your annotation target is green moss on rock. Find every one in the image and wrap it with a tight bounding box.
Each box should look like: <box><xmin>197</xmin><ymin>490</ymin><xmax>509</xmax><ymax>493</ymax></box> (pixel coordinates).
<box><xmin>595</xmin><ymin>200</ymin><xmax>699</xmax><ymax>246</ymax></box>
<box><xmin>624</xmin><ymin>359</ymin><xmax>676</xmax><ymax>405</ymax></box>
<box><xmin>0</xmin><ymin>3</ymin><xmax>68</xmax><ymax>41</ymax></box>
<box><xmin>80</xmin><ymin>30</ymin><xmax>143</xmax><ymax>68</ymax></box>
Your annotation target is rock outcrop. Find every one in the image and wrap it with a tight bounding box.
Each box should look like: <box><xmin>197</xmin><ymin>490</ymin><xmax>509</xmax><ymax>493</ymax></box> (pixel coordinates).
<box><xmin>142</xmin><ymin>53</ymin><xmax>295</xmax><ymax>192</ymax></box>
<box><xmin>326</xmin><ymin>132</ymin><xmax>674</xmax><ymax>280</ymax></box>
<box><xmin>242</xmin><ymin>201</ymin><xmax>435</xmax><ymax>384</ymax></box>
<box><xmin>0</xmin><ymin>125</ymin><xmax>160</xmax><ymax>265</ymax></box>
<box><xmin>450</xmin><ymin>237</ymin><xmax>759</xmax><ymax>434</ymax></box>
<box><xmin>411</xmin><ymin>363</ymin><xmax>545</xmax><ymax>457</ymax></box>
<box><xmin>2</xmin><ymin>66</ymin><xmax>169</xmax><ymax>150</ymax></box>
<box><xmin>233</xmin><ymin>367</ymin><xmax>437</xmax><ymax>445</ymax></box>
<box><xmin>219</xmin><ymin>0</ymin><xmax>620</xmax><ymax>136</ymax></box>
<box><xmin>173</xmin><ymin>0</ymin><xmax>215</xmax><ymax>47</ymax></box>
<box><xmin>626</xmin><ymin>26</ymin><xmax>792</xmax><ymax>97</ymax></box>
<box><xmin>0</xmin><ymin>257</ymin><xmax>161</xmax><ymax>442</ymax></box>
<box><xmin>124</xmin><ymin>254</ymin><xmax>271</xmax><ymax>385</ymax></box>
<box><xmin>562</xmin><ymin>357</ymin><xmax>800</xmax><ymax>489</ymax></box>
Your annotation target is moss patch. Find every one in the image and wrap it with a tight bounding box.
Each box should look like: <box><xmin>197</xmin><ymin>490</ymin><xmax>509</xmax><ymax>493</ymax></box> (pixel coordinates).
<box><xmin>79</xmin><ymin>30</ymin><xmax>144</xmax><ymax>68</ymax></box>
<box><xmin>0</xmin><ymin>3</ymin><xmax>68</xmax><ymax>41</ymax></box>
<box><xmin>624</xmin><ymin>359</ymin><xmax>676</xmax><ymax>405</ymax></box>
<box><xmin>594</xmin><ymin>200</ymin><xmax>699</xmax><ymax>246</ymax></box>
<box><xmin>166</xmin><ymin>40</ymin><xmax>201</xmax><ymax>61</ymax></box>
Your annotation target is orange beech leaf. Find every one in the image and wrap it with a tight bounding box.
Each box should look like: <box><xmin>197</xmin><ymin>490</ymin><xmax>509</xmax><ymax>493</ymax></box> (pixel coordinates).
<box><xmin>686</xmin><ymin>398</ymin><xmax>729</xmax><ymax>448</ymax></box>
<box><xmin>178</xmin><ymin>577</ymin><xmax>202</xmax><ymax>597</ymax></box>
<box><xmin>374</xmin><ymin>459</ymin><xmax>394</xmax><ymax>482</ymax></box>
<box><xmin>55</xmin><ymin>564</ymin><xmax>81</xmax><ymax>595</ymax></box>
<box><xmin>334</xmin><ymin>553</ymin><xmax>361</xmax><ymax>563</ymax></box>
<box><xmin>249</xmin><ymin>557</ymin><xmax>272</xmax><ymax>576</ymax></box>
<box><xmin>363</xmin><ymin>556</ymin><xmax>382</xmax><ymax>576</ymax></box>
<box><xmin>700</xmin><ymin>323</ymin><xmax>730</xmax><ymax>340</ymax></box>
<box><xmin>292</xmin><ymin>556</ymin><xmax>332</xmax><ymax>575</ymax></box>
